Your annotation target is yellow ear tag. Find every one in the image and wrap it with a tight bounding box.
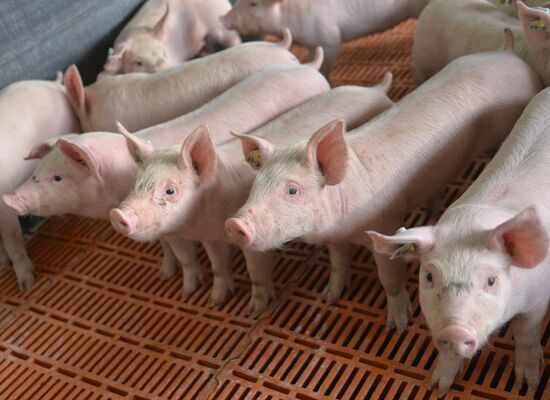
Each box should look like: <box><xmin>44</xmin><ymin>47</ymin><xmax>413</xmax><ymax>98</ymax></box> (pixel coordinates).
<box><xmin>389</xmin><ymin>227</ymin><xmax>416</xmax><ymax>260</ymax></box>
<box><xmin>246</xmin><ymin>150</ymin><xmax>262</xmax><ymax>169</ymax></box>
<box><xmin>390</xmin><ymin>243</ymin><xmax>417</xmax><ymax>261</ymax></box>
<box><xmin>529</xmin><ymin>19</ymin><xmax>547</xmax><ymax>31</ymax></box>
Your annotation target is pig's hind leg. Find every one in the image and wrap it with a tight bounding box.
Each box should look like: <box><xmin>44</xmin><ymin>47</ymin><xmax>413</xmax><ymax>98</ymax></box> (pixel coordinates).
<box><xmin>322</xmin><ymin>242</ymin><xmax>353</xmax><ymax>304</ymax></box>
<box><xmin>512</xmin><ymin>304</ymin><xmax>546</xmax><ymax>390</ymax></box>
<box><xmin>0</xmin><ymin>208</ymin><xmax>35</xmax><ymax>290</ymax></box>
<box><xmin>203</xmin><ymin>240</ymin><xmax>235</xmax><ymax>308</ymax></box>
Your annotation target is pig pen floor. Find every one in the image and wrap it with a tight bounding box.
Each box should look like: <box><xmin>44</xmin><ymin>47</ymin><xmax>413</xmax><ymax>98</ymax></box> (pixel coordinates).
<box><xmin>0</xmin><ymin>20</ymin><xmax>549</xmax><ymax>400</ymax></box>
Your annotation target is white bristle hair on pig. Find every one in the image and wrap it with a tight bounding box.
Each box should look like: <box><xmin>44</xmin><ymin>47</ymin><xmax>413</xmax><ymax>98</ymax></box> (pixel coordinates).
<box><xmin>103</xmin><ymin>0</ymin><xmax>241</xmax><ymax>75</ymax></box>
<box><xmin>4</xmin><ymin>59</ymin><xmax>330</xmax><ymax>298</ymax></box>
<box><xmin>108</xmin><ymin>78</ymin><xmax>394</xmax><ymax>316</ymax></box>
<box><xmin>65</xmin><ymin>30</ymin><xmax>298</xmax><ymax>132</ymax></box>
<box><xmin>221</xmin><ymin>0</ymin><xmax>430</xmax><ymax>76</ymax></box>
<box><xmin>368</xmin><ymin>87</ymin><xmax>550</xmax><ymax>396</ymax></box>
<box><xmin>0</xmin><ymin>76</ymin><xmax>80</xmax><ymax>291</ymax></box>
<box><xmin>224</xmin><ymin>31</ymin><xmax>542</xmax><ymax>334</ymax></box>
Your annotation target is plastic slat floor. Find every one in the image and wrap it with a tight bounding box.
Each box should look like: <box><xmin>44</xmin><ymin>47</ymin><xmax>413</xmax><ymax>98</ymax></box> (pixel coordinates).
<box><xmin>0</xmin><ymin>19</ymin><xmax>549</xmax><ymax>400</ymax></box>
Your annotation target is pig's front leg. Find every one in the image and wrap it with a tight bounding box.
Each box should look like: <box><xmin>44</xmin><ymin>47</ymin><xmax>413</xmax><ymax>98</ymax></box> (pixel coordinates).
<box><xmin>322</xmin><ymin>242</ymin><xmax>353</xmax><ymax>304</ymax></box>
<box><xmin>164</xmin><ymin>236</ymin><xmax>204</xmax><ymax>297</ymax></box>
<box><xmin>0</xmin><ymin>210</ymin><xmax>35</xmax><ymax>290</ymax></box>
<box><xmin>512</xmin><ymin>304</ymin><xmax>546</xmax><ymax>390</ymax></box>
<box><xmin>371</xmin><ymin>250</ymin><xmax>411</xmax><ymax>333</ymax></box>
<box><xmin>242</xmin><ymin>248</ymin><xmax>275</xmax><ymax>318</ymax></box>
<box><xmin>158</xmin><ymin>238</ymin><xmax>180</xmax><ymax>280</ymax></box>
<box><xmin>430</xmin><ymin>351</ymin><xmax>463</xmax><ymax>396</ymax></box>
<box><xmin>202</xmin><ymin>240</ymin><xmax>235</xmax><ymax>308</ymax></box>
<box><xmin>0</xmin><ymin>238</ymin><xmax>11</xmax><ymax>269</ymax></box>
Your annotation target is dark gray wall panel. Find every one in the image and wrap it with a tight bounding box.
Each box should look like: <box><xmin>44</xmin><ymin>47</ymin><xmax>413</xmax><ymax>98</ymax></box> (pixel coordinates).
<box><xmin>0</xmin><ymin>0</ymin><xmax>145</xmax><ymax>87</ymax></box>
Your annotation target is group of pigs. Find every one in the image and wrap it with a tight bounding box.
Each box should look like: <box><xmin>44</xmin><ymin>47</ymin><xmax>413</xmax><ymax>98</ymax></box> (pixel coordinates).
<box><xmin>0</xmin><ymin>0</ymin><xmax>549</xmax><ymax>396</ymax></box>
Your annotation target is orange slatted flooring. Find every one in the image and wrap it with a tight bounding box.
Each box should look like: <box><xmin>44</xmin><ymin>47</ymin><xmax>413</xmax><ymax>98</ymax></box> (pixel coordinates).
<box><xmin>0</xmin><ymin>19</ymin><xmax>548</xmax><ymax>400</ymax></box>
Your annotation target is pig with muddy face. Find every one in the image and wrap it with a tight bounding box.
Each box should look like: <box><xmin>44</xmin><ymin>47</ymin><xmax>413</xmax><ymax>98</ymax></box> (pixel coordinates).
<box><xmin>226</xmin><ymin>43</ymin><xmax>542</xmax><ymax>332</ymax></box>
<box><xmin>368</xmin><ymin>88</ymin><xmax>550</xmax><ymax>395</ymax></box>
<box><xmin>104</xmin><ymin>0</ymin><xmax>241</xmax><ymax>75</ymax></box>
<box><xmin>221</xmin><ymin>0</ymin><xmax>429</xmax><ymax>76</ymax></box>
<box><xmin>4</xmin><ymin>61</ymin><xmax>329</xmax><ymax>297</ymax></box>
<box><xmin>412</xmin><ymin>0</ymin><xmax>550</xmax><ymax>85</ymax></box>
<box><xmin>109</xmin><ymin>81</ymin><xmax>394</xmax><ymax>316</ymax></box>
<box><xmin>66</xmin><ymin>32</ymin><xmax>297</xmax><ymax>132</ymax></box>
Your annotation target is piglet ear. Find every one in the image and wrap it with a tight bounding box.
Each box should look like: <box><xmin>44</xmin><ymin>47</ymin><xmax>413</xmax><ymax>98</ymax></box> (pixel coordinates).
<box><xmin>518</xmin><ymin>1</ymin><xmax>550</xmax><ymax>51</ymax></box>
<box><xmin>179</xmin><ymin>125</ymin><xmax>217</xmax><ymax>184</ymax></box>
<box><xmin>231</xmin><ymin>132</ymin><xmax>274</xmax><ymax>170</ymax></box>
<box><xmin>103</xmin><ymin>42</ymin><xmax>129</xmax><ymax>74</ymax></box>
<box><xmin>56</xmin><ymin>138</ymin><xmax>103</xmax><ymax>183</ymax></box>
<box><xmin>152</xmin><ymin>3</ymin><xmax>170</xmax><ymax>38</ymax></box>
<box><xmin>367</xmin><ymin>226</ymin><xmax>435</xmax><ymax>261</ymax></box>
<box><xmin>487</xmin><ymin>206</ymin><xmax>549</xmax><ymax>268</ymax></box>
<box><xmin>24</xmin><ymin>140</ymin><xmax>58</xmax><ymax>160</ymax></box>
<box><xmin>116</xmin><ymin>121</ymin><xmax>154</xmax><ymax>164</ymax></box>
<box><xmin>64</xmin><ymin>65</ymin><xmax>86</xmax><ymax>116</ymax></box>
<box><xmin>305</xmin><ymin>119</ymin><xmax>348</xmax><ymax>186</ymax></box>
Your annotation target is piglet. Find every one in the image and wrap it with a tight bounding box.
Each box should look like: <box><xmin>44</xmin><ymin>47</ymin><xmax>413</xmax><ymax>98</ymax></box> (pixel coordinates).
<box><xmin>4</xmin><ymin>60</ymin><xmax>329</xmax><ymax>297</ymax></box>
<box><xmin>413</xmin><ymin>0</ymin><xmax>550</xmax><ymax>85</ymax></box>
<box><xmin>221</xmin><ymin>0</ymin><xmax>429</xmax><ymax>76</ymax></box>
<box><xmin>67</xmin><ymin>31</ymin><xmax>297</xmax><ymax>132</ymax></box>
<box><xmin>0</xmin><ymin>78</ymin><xmax>80</xmax><ymax>290</ymax></box>
<box><xmin>104</xmin><ymin>0</ymin><xmax>241</xmax><ymax>75</ymax></box>
<box><xmin>109</xmin><ymin>80</ymin><xmax>394</xmax><ymax>315</ymax></box>
<box><xmin>225</xmin><ymin>36</ymin><xmax>542</xmax><ymax>332</ymax></box>
<box><xmin>368</xmin><ymin>87</ymin><xmax>550</xmax><ymax>395</ymax></box>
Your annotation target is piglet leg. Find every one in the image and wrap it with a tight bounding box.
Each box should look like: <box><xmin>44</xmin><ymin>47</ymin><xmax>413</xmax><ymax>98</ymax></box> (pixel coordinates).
<box><xmin>372</xmin><ymin>250</ymin><xmax>411</xmax><ymax>333</ymax></box>
<box><xmin>512</xmin><ymin>304</ymin><xmax>546</xmax><ymax>390</ymax></box>
<box><xmin>322</xmin><ymin>242</ymin><xmax>353</xmax><ymax>304</ymax></box>
<box><xmin>0</xmin><ymin>237</ymin><xmax>11</xmax><ymax>269</ymax></box>
<box><xmin>164</xmin><ymin>236</ymin><xmax>203</xmax><ymax>297</ymax></box>
<box><xmin>0</xmin><ymin>209</ymin><xmax>35</xmax><ymax>290</ymax></box>
<box><xmin>158</xmin><ymin>238</ymin><xmax>180</xmax><ymax>280</ymax></box>
<box><xmin>430</xmin><ymin>351</ymin><xmax>463</xmax><ymax>396</ymax></box>
<box><xmin>242</xmin><ymin>248</ymin><xmax>275</xmax><ymax>318</ymax></box>
<box><xmin>203</xmin><ymin>240</ymin><xmax>235</xmax><ymax>308</ymax></box>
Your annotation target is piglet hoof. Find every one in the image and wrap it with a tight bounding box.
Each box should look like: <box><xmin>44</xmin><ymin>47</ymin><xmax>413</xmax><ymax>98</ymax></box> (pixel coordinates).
<box><xmin>182</xmin><ymin>270</ymin><xmax>203</xmax><ymax>297</ymax></box>
<box><xmin>247</xmin><ymin>283</ymin><xmax>275</xmax><ymax>319</ymax></box>
<box><xmin>429</xmin><ymin>368</ymin><xmax>452</xmax><ymax>398</ymax></box>
<box><xmin>321</xmin><ymin>274</ymin><xmax>349</xmax><ymax>305</ymax></box>
<box><xmin>515</xmin><ymin>345</ymin><xmax>542</xmax><ymax>390</ymax></box>
<box><xmin>158</xmin><ymin>260</ymin><xmax>181</xmax><ymax>281</ymax></box>
<box><xmin>14</xmin><ymin>262</ymin><xmax>37</xmax><ymax>291</ymax></box>
<box><xmin>385</xmin><ymin>289</ymin><xmax>411</xmax><ymax>333</ymax></box>
<box><xmin>207</xmin><ymin>278</ymin><xmax>234</xmax><ymax>309</ymax></box>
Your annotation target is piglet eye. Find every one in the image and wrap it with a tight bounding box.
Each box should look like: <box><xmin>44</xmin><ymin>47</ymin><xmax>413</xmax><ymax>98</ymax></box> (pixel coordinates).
<box><xmin>287</xmin><ymin>186</ymin><xmax>298</xmax><ymax>196</ymax></box>
<box><xmin>53</xmin><ymin>175</ymin><xmax>63</xmax><ymax>182</ymax></box>
<box><xmin>165</xmin><ymin>188</ymin><xmax>176</xmax><ymax>196</ymax></box>
<box><xmin>135</xmin><ymin>60</ymin><xmax>144</xmax><ymax>67</ymax></box>
<box><xmin>250</xmin><ymin>1</ymin><xmax>258</xmax><ymax>6</ymax></box>
<box><xmin>487</xmin><ymin>276</ymin><xmax>496</xmax><ymax>287</ymax></box>
<box><xmin>426</xmin><ymin>272</ymin><xmax>433</xmax><ymax>283</ymax></box>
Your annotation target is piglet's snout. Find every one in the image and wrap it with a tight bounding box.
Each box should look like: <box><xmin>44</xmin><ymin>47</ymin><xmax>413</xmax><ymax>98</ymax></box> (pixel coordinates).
<box><xmin>110</xmin><ymin>207</ymin><xmax>138</xmax><ymax>236</ymax></box>
<box><xmin>436</xmin><ymin>325</ymin><xmax>477</xmax><ymax>357</ymax></box>
<box><xmin>3</xmin><ymin>193</ymin><xmax>30</xmax><ymax>215</ymax></box>
<box><xmin>225</xmin><ymin>216</ymin><xmax>255</xmax><ymax>246</ymax></box>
